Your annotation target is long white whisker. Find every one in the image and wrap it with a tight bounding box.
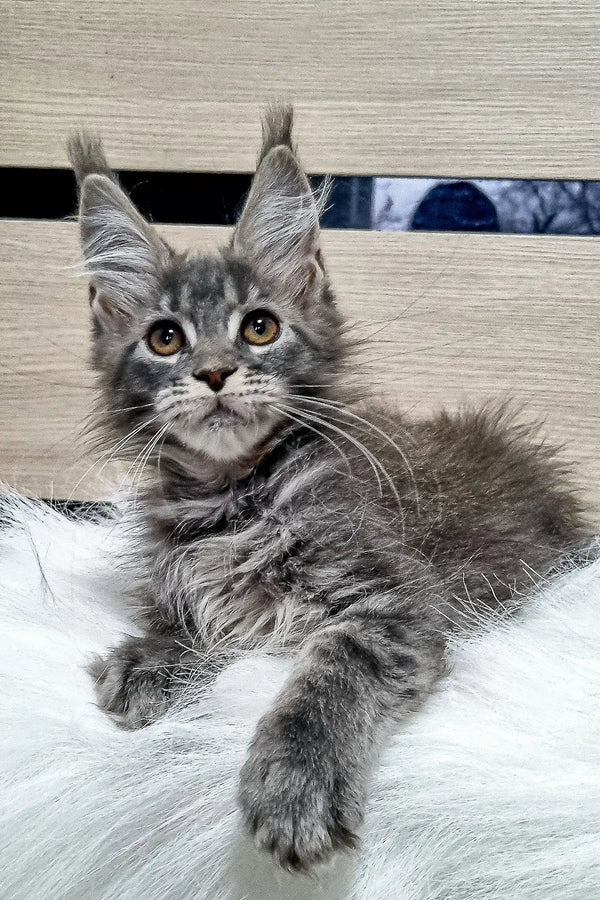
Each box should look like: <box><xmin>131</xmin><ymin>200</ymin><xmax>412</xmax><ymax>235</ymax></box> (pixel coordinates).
<box><xmin>288</xmin><ymin>394</ymin><xmax>420</xmax><ymax>513</ymax></box>
<box><xmin>275</xmin><ymin>402</ymin><xmax>406</xmax><ymax>536</ymax></box>
<box><xmin>66</xmin><ymin>413</ymin><xmax>161</xmax><ymax>501</ymax></box>
<box><xmin>277</xmin><ymin>401</ymin><xmax>384</xmax><ymax>499</ymax></box>
<box><xmin>269</xmin><ymin>403</ymin><xmax>353</xmax><ymax>476</ymax></box>
<box><xmin>104</xmin><ymin>403</ymin><xmax>155</xmax><ymax>415</ymax></box>
<box><xmin>126</xmin><ymin>422</ymin><xmax>171</xmax><ymax>498</ymax></box>
<box><xmin>296</xmin><ymin>394</ymin><xmax>420</xmax><ymax>451</ymax></box>
<box><xmin>120</xmin><ymin>432</ymin><xmax>158</xmax><ymax>493</ymax></box>
<box><xmin>281</xmin><ymin>402</ymin><xmax>408</xmax><ymax>542</ymax></box>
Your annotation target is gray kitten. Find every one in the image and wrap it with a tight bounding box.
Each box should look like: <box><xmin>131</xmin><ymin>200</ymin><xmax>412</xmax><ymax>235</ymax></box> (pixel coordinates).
<box><xmin>69</xmin><ymin>107</ymin><xmax>586</xmax><ymax>871</ymax></box>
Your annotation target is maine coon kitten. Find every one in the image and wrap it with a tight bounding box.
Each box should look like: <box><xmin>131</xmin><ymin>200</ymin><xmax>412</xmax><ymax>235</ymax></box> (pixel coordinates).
<box><xmin>69</xmin><ymin>107</ymin><xmax>585</xmax><ymax>871</ymax></box>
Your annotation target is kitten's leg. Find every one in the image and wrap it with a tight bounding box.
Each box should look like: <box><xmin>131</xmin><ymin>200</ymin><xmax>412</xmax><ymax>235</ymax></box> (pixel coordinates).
<box><xmin>90</xmin><ymin>631</ymin><xmax>209</xmax><ymax>729</ymax></box>
<box><xmin>239</xmin><ymin>611</ymin><xmax>445</xmax><ymax>870</ymax></box>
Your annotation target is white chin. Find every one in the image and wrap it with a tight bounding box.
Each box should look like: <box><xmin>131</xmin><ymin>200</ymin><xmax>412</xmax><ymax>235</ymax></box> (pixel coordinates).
<box><xmin>176</xmin><ymin>416</ymin><xmax>277</xmax><ymax>463</ymax></box>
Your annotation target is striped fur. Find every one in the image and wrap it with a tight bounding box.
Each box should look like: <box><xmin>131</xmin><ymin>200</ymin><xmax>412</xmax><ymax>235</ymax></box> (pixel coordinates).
<box><xmin>70</xmin><ymin>107</ymin><xmax>588</xmax><ymax>871</ymax></box>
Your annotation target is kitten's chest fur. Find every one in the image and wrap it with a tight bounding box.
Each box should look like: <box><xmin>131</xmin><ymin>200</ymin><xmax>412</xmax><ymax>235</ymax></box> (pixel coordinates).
<box><xmin>143</xmin><ymin>458</ymin><xmax>329</xmax><ymax>647</ymax></box>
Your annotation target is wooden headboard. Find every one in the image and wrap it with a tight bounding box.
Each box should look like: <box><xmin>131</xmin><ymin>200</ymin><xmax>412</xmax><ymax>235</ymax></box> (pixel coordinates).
<box><xmin>1</xmin><ymin>1</ymin><xmax>599</xmax><ymax>513</ymax></box>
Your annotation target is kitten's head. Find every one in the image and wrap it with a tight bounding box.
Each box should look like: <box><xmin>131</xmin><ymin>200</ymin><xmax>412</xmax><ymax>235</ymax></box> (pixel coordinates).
<box><xmin>69</xmin><ymin>106</ymin><xmax>345</xmax><ymax>470</ymax></box>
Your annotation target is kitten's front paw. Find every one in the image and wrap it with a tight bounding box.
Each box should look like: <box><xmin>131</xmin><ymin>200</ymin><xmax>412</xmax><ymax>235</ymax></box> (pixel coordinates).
<box><xmin>239</xmin><ymin>711</ymin><xmax>363</xmax><ymax>871</ymax></box>
<box><xmin>90</xmin><ymin>635</ymin><xmax>176</xmax><ymax>729</ymax></box>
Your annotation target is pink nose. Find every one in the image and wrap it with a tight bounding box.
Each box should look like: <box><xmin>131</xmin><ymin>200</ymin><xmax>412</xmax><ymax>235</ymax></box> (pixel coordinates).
<box><xmin>193</xmin><ymin>367</ymin><xmax>237</xmax><ymax>393</ymax></box>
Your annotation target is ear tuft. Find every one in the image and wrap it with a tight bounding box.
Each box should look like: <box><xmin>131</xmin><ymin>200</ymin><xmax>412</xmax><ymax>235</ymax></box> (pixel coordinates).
<box><xmin>67</xmin><ymin>131</ymin><xmax>117</xmax><ymax>188</ymax></box>
<box><xmin>233</xmin><ymin>106</ymin><xmax>328</xmax><ymax>300</ymax></box>
<box><xmin>257</xmin><ymin>104</ymin><xmax>296</xmax><ymax>165</ymax></box>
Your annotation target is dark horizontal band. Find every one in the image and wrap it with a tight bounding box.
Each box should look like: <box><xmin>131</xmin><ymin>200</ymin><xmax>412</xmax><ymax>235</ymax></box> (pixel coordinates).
<box><xmin>0</xmin><ymin>168</ymin><xmax>373</xmax><ymax>230</ymax></box>
<box><xmin>3</xmin><ymin>168</ymin><xmax>600</xmax><ymax>236</ymax></box>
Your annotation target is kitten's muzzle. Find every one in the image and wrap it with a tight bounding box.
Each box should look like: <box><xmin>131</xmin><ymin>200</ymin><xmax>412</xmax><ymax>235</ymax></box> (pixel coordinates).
<box><xmin>193</xmin><ymin>367</ymin><xmax>238</xmax><ymax>393</ymax></box>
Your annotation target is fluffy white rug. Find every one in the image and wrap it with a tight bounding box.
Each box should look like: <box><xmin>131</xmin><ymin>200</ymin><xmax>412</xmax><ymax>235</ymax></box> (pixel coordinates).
<box><xmin>1</xmin><ymin>496</ymin><xmax>599</xmax><ymax>900</ymax></box>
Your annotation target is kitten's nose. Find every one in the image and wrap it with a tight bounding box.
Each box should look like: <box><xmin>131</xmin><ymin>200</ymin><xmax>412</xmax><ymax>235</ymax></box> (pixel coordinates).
<box><xmin>193</xmin><ymin>367</ymin><xmax>237</xmax><ymax>393</ymax></box>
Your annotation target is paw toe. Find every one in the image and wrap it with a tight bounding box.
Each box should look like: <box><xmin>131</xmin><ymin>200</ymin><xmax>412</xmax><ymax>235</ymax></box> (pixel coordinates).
<box><xmin>89</xmin><ymin>646</ymin><xmax>171</xmax><ymax>729</ymax></box>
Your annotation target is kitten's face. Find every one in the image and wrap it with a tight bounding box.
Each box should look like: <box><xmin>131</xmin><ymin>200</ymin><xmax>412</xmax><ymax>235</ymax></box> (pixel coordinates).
<box><xmin>98</xmin><ymin>249</ymin><xmax>342</xmax><ymax>463</ymax></box>
<box><xmin>73</xmin><ymin>122</ymin><xmax>344</xmax><ymax>468</ymax></box>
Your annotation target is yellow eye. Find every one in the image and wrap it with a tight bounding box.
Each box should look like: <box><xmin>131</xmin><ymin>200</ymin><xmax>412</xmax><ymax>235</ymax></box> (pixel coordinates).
<box><xmin>241</xmin><ymin>310</ymin><xmax>280</xmax><ymax>346</ymax></box>
<box><xmin>147</xmin><ymin>320</ymin><xmax>186</xmax><ymax>356</ymax></box>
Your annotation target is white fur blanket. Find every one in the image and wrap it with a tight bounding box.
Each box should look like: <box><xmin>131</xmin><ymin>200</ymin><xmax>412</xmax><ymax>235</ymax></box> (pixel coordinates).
<box><xmin>1</xmin><ymin>496</ymin><xmax>599</xmax><ymax>900</ymax></box>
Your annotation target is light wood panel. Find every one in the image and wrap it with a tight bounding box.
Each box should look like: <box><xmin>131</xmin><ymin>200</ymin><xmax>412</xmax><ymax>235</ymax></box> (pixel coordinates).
<box><xmin>0</xmin><ymin>220</ymin><xmax>598</xmax><ymax>516</ymax></box>
<box><xmin>2</xmin><ymin>1</ymin><xmax>600</xmax><ymax>178</ymax></box>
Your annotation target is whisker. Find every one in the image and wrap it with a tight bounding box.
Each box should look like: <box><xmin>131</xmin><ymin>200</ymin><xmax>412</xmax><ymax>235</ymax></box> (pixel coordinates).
<box><xmin>269</xmin><ymin>403</ymin><xmax>353</xmax><ymax>477</ymax></box>
<box><xmin>287</xmin><ymin>394</ymin><xmax>420</xmax><ymax>513</ymax></box>
<box><xmin>125</xmin><ymin>422</ymin><xmax>171</xmax><ymax>497</ymax></box>
<box><xmin>275</xmin><ymin>401</ymin><xmax>406</xmax><ymax>537</ymax></box>
<box><xmin>107</xmin><ymin>403</ymin><xmax>155</xmax><ymax>415</ymax></box>
<box><xmin>79</xmin><ymin>402</ymin><xmax>156</xmax><ymax>439</ymax></box>
<box><xmin>66</xmin><ymin>413</ymin><xmax>161</xmax><ymax>501</ymax></box>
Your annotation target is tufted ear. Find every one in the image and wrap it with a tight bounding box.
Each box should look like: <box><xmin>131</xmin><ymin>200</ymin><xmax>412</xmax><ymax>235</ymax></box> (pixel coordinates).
<box><xmin>232</xmin><ymin>106</ymin><xmax>326</xmax><ymax>301</ymax></box>
<box><xmin>68</xmin><ymin>133</ymin><xmax>170</xmax><ymax>328</ymax></box>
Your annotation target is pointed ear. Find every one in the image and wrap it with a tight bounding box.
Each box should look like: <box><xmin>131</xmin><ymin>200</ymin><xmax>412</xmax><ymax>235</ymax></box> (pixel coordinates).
<box><xmin>76</xmin><ymin>174</ymin><xmax>170</xmax><ymax>327</ymax></box>
<box><xmin>232</xmin><ymin>143</ymin><xmax>326</xmax><ymax>301</ymax></box>
<box><xmin>68</xmin><ymin>131</ymin><xmax>169</xmax><ymax>326</ymax></box>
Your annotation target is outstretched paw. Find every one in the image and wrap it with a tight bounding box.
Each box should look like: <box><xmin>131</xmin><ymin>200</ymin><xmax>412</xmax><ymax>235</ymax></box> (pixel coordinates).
<box><xmin>239</xmin><ymin>710</ymin><xmax>363</xmax><ymax>870</ymax></box>
<box><xmin>90</xmin><ymin>634</ymin><xmax>181</xmax><ymax>729</ymax></box>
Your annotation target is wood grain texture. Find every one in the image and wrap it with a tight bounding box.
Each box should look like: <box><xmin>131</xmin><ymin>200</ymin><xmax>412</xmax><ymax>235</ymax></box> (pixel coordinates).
<box><xmin>0</xmin><ymin>220</ymin><xmax>598</xmax><ymax>515</ymax></box>
<box><xmin>2</xmin><ymin>0</ymin><xmax>600</xmax><ymax>178</ymax></box>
